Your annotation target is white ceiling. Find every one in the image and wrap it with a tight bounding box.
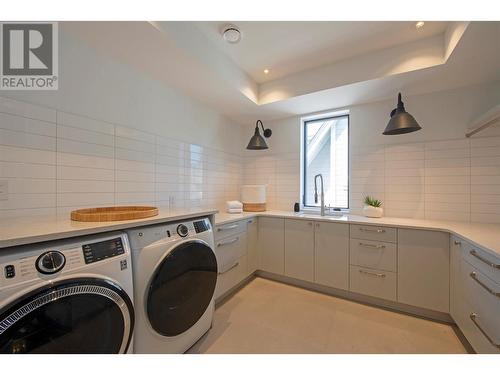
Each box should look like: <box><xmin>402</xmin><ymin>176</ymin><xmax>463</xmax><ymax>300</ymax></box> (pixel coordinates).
<box><xmin>194</xmin><ymin>21</ymin><xmax>449</xmax><ymax>83</ymax></box>
<box><xmin>63</xmin><ymin>21</ymin><xmax>500</xmax><ymax>125</ymax></box>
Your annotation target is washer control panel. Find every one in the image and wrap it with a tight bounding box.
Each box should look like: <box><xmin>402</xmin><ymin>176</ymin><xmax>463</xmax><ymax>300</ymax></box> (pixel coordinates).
<box><xmin>82</xmin><ymin>237</ymin><xmax>125</xmax><ymax>264</ymax></box>
<box><xmin>0</xmin><ymin>233</ymin><xmax>129</xmax><ymax>288</ymax></box>
<box><xmin>176</xmin><ymin>224</ymin><xmax>189</xmax><ymax>237</ymax></box>
<box><xmin>36</xmin><ymin>251</ymin><xmax>66</xmax><ymax>274</ymax></box>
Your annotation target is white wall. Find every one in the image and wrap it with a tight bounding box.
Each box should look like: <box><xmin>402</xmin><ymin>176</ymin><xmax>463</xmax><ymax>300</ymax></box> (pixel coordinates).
<box><xmin>0</xmin><ymin>31</ymin><xmax>243</xmax><ymax>218</ymax></box>
<box><xmin>241</xmin><ymin>81</ymin><xmax>500</xmax><ymax>223</ymax></box>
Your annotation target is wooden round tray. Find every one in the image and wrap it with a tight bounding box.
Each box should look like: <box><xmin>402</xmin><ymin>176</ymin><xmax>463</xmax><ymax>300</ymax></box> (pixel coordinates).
<box><xmin>71</xmin><ymin>206</ymin><xmax>159</xmax><ymax>222</ymax></box>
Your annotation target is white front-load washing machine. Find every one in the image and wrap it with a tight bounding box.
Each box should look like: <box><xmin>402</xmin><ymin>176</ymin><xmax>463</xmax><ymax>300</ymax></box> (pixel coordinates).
<box><xmin>0</xmin><ymin>232</ymin><xmax>135</xmax><ymax>354</ymax></box>
<box><xmin>126</xmin><ymin>217</ymin><xmax>217</xmax><ymax>353</ymax></box>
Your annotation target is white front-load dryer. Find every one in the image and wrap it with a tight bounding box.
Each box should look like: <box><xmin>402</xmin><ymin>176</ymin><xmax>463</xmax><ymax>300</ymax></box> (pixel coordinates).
<box><xmin>126</xmin><ymin>217</ymin><xmax>217</xmax><ymax>353</ymax></box>
<box><xmin>0</xmin><ymin>232</ymin><xmax>134</xmax><ymax>354</ymax></box>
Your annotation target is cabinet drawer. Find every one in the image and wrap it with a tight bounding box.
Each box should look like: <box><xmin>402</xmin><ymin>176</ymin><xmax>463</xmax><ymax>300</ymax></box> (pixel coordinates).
<box><xmin>350</xmin><ymin>224</ymin><xmax>396</xmax><ymax>243</ymax></box>
<box><xmin>349</xmin><ymin>265</ymin><xmax>397</xmax><ymax>301</ymax></box>
<box><xmin>460</xmin><ymin>259</ymin><xmax>500</xmax><ymax>350</ymax></box>
<box><xmin>461</xmin><ymin>240</ymin><xmax>500</xmax><ymax>285</ymax></box>
<box><xmin>214</xmin><ymin>232</ymin><xmax>247</xmax><ymax>274</ymax></box>
<box><xmin>215</xmin><ymin>254</ymin><xmax>248</xmax><ymax>299</ymax></box>
<box><xmin>215</xmin><ymin>220</ymin><xmax>246</xmax><ymax>241</ymax></box>
<box><xmin>456</xmin><ymin>293</ymin><xmax>500</xmax><ymax>353</ymax></box>
<box><xmin>350</xmin><ymin>239</ymin><xmax>397</xmax><ymax>272</ymax></box>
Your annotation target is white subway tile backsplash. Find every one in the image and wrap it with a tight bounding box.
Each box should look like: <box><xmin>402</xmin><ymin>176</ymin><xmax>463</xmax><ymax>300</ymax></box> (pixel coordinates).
<box><xmin>57</xmin><ymin>125</ymin><xmax>114</xmax><ymax>146</ymax></box>
<box><xmin>0</xmin><ymin>128</ymin><xmax>56</xmax><ymax>151</ymax></box>
<box><xmin>57</xmin><ymin>165</ymin><xmax>114</xmax><ymax>181</ymax></box>
<box><xmin>0</xmin><ymin>112</ymin><xmax>56</xmax><ymax>136</ymax></box>
<box><xmin>57</xmin><ymin>111</ymin><xmax>114</xmax><ymax>135</ymax></box>
<box><xmin>0</xmin><ymin>145</ymin><xmax>55</xmax><ymax>165</ymax></box>
<box><xmin>57</xmin><ymin>180</ymin><xmax>115</xmax><ymax>193</ymax></box>
<box><xmin>57</xmin><ymin>139</ymin><xmax>114</xmax><ymax>159</ymax></box>
<box><xmin>57</xmin><ymin>152</ymin><xmax>114</xmax><ymax>170</ymax></box>
<box><xmin>2</xmin><ymin>95</ymin><xmax>499</xmax><ymax>224</ymax></box>
<box><xmin>57</xmin><ymin>192</ymin><xmax>114</xmax><ymax>207</ymax></box>
<box><xmin>0</xmin><ymin>96</ymin><xmax>56</xmax><ymax>122</ymax></box>
<box><xmin>0</xmin><ymin>161</ymin><xmax>56</xmax><ymax>179</ymax></box>
<box><xmin>0</xmin><ymin>96</ymin><xmax>242</xmax><ymax>217</ymax></box>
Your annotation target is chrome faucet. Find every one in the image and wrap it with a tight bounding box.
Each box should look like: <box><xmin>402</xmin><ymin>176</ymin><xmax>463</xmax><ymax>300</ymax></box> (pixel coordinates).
<box><xmin>314</xmin><ymin>173</ymin><xmax>325</xmax><ymax>216</ymax></box>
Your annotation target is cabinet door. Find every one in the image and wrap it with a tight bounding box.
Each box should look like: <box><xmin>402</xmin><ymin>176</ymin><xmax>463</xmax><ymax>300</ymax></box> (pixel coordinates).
<box><xmin>398</xmin><ymin>229</ymin><xmax>450</xmax><ymax>313</ymax></box>
<box><xmin>258</xmin><ymin>217</ymin><xmax>285</xmax><ymax>275</ymax></box>
<box><xmin>450</xmin><ymin>235</ymin><xmax>462</xmax><ymax>320</ymax></box>
<box><xmin>246</xmin><ymin>218</ymin><xmax>258</xmax><ymax>276</ymax></box>
<box><xmin>314</xmin><ymin>222</ymin><xmax>349</xmax><ymax>290</ymax></box>
<box><xmin>284</xmin><ymin>219</ymin><xmax>314</xmax><ymax>282</ymax></box>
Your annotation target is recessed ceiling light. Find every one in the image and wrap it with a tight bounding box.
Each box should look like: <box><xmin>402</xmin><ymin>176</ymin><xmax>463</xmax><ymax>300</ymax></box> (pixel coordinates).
<box><xmin>415</xmin><ymin>21</ymin><xmax>425</xmax><ymax>29</ymax></box>
<box><xmin>263</xmin><ymin>69</ymin><xmax>269</xmax><ymax>74</ymax></box>
<box><xmin>222</xmin><ymin>24</ymin><xmax>241</xmax><ymax>44</ymax></box>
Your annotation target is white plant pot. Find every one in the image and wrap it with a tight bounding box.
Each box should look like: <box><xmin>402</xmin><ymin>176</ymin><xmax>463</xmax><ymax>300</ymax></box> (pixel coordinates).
<box><xmin>363</xmin><ymin>205</ymin><xmax>383</xmax><ymax>218</ymax></box>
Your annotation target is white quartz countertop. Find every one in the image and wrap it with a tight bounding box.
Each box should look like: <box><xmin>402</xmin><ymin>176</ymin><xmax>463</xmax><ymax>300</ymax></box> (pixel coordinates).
<box><xmin>2</xmin><ymin>208</ymin><xmax>499</xmax><ymax>258</ymax></box>
<box><xmin>0</xmin><ymin>207</ymin><xmax>218</xmax><ymax>248</ymax></box>
<box><xmin>215</xmin><ymin>210</ymin><xmax>500</xmax><ymax>257</ymax></box>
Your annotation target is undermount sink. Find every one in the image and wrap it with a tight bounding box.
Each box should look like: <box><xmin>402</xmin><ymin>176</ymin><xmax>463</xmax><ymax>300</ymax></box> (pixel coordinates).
<box><xmin>294</xmin><ymin>211</ymin><xmax>346</xmax><ymax>219</ymax></box>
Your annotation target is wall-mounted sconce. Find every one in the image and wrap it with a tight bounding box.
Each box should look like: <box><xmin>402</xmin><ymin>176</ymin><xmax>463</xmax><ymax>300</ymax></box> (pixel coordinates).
<box><xmin>246</xmin><ymin>120</ymin><xmax>272</xmax><ymax>150</ymax></box>
<box><xmin>383</xmin><ymin>93</ymin><xmax>421</xmax><ymax>135</ymax></box>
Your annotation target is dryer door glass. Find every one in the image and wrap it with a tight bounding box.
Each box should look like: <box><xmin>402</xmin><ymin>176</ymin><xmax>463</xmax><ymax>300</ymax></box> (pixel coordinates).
<box><xmin>147</xmin><ymin>240</ymin><xmax>217</xmax><ymax>336</ymax></box>
<box><xmin>0</xmin><ymin>278</ymin><xmax>134</xmax><ymax>354</ymax></box>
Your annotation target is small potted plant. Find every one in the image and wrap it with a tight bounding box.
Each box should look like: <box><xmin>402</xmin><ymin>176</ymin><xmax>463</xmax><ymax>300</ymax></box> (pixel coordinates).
<box><xmin>363</xmin><ymin>196</ymin><xmax>383</xmax><ymax>218</ymax></box>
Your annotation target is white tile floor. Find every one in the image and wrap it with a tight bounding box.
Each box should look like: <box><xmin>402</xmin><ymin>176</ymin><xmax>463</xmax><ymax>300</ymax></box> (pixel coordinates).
<box><xmin>188</xmin><ymin>277</ymin><xmax>468</xmax><ymax>354</ymax></box>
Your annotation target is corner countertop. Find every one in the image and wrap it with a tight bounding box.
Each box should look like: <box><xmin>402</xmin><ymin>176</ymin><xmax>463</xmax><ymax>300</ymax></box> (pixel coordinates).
<box><xmin>0</xmin><ymin>207</ymin><xmax>218</xmax><ymax>248</ymax></box>
<box><xmin>215</xmin><ymin>210</ymin><xmax>500</xmax><ymax>257</ymax></box>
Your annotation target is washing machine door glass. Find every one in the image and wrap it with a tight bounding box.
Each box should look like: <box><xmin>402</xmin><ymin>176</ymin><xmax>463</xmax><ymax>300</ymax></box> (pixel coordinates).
<box><xmin>147</xmin><ymin>240</ymin><xmax>217</xmax><ymax>336</ymax></box>
<box><xmin>0</xmin><ymin>278</ymin><xmax>134</xmax><ymax>354</ymax></box>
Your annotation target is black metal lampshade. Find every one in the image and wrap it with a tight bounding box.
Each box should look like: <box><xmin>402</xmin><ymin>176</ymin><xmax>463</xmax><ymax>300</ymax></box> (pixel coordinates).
<box><xmin>383</xmin><ymin>93</ymin><xmax>421</xmax><ymax>135</ymax></box>
<box><xmin>246</xmin><ymin>120</ymin><xmax>272</xmax><ymax>150</ymax></box>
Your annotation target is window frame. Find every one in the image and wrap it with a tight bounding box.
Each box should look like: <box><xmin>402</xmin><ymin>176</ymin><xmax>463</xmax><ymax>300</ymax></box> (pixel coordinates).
<box><xmin>301</xmin><ymin>113</ymin><xmax>350</xmax><ymax>210</ymax></box>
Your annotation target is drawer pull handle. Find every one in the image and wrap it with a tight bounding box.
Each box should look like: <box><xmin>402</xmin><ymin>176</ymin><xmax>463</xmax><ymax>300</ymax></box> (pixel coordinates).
<box><xmin>218</xmin><ymin>262</ymin><xmax>239</xmax><ymax>275</ymax></box>
<box><xmin>217</xmin><ymin>224</ymin><xmax>238</xmax><ymax>232</ymax></box>
<box><xmin>247</xmin><ymin>220</ymin><xmax>253</xmax><ymax>224</ymax></box>
<box><xmin>359</xmin><ymin>227</ymin><xmax>386</xmax><ymax>233</ymax></box>
<box><xmin>470</xmin><ymin>250</ymin><xmax>500</xmax><ymax>269</ymax></box>
<box><xmin>454</xmin><ymin>240</ymin><xmax>462</xmax><ymax>246</ymax></box>
<box><xmin>470</xmin><ymin>313</ymin><xmax>500</xmax><ymax>349</ymax></box>
<box><xmin>470</xmin><ymin>272</ymin><xmax>500</xmax><ymax>298</ymax></box>
<box><xmin>359</xmin><ymin>242</ymin><xmax>386</xmax><ymax>249</ymax></box>
<box><xmin>359</xmin><ymin>269</ymin><xmax>386</xmax><ymax>278</ymax></box>
<box><xmin>217</xmin><ymin>237</ymin><xmax>239</xmax><ymax>247</ymax></box>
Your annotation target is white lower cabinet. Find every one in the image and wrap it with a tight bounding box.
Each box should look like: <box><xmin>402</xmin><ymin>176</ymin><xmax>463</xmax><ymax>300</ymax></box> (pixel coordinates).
<box><xmin>398</xmin><ymin>229</ymin><xmax>450</xmax><ymax>313</ymax></box>
<box><xmin>350</xmin><ymin>265</ymin><xmax>397</xmax><ymax>301</ymax></box>
<box><xmin>450</xmin><ymin>235</ymin><xmax>462</xmax><ymax>320</ymax></box>
<box><xmin>246</xmin><ymin>218</ymin><xmax>258</xmax><ymax>276</ymax></box>
<box><xmin>258</xmin><ymin>217</ymin><xmax>285</xmax><ymax>275</ymax></box>
<box><xmin>452</xmin><ymin>238</ymin><xmax>500</xmax><ymax>353</ymax></box>
<box><xmin>215</xmin><ymin>254</ymin><xmax>249</xmax><ymax>300</ymax></box>
<box><xmin>284</xmin><ymin>219</ymin><xmax>314</xmax><ymax>282</ymax></box>
<box><xmin>214</xmin><ymin>220</ymin><xmax>248</xmax><ymax>300</ymax></box>
<box><xmin>314</xmin><ymin>222</ymin><xmax>349</xmax><ymax>290</ymax></box>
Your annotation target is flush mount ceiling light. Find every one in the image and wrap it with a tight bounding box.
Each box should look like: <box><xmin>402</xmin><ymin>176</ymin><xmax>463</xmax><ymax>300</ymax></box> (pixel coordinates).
<box><xmin>383</xmin><ymin>93</ymin><xmax>422</xmax><ymax>135</ymax></box>
<box><xmin>415</xmin><ymin>21</ymin><xmax>425</xmax><ymax>29</ymax></box>
<box><xmin>246</xmin><ymin>120</ymin><xmax>272</xmax><ymax>150</ymax></box>
<box><xmin>222</xmin><ymin>24</ymin><xmax>241</xmax><ymax>44</ymax></box>
<box><xmin>263</xmin><ymin>69</ymin><xmax>269</xmax><ymax>74</ymax></box>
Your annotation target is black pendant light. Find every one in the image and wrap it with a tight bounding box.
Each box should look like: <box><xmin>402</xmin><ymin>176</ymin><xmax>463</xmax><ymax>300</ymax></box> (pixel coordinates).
<box><xmin>383</xmin><ymin>93</ymin><xmax>421</xmax><ymax>135</ymax></box>
<box><xmin>246</xmin><ymin>120</ymin><xmax>272</xmax><ymax>150</ymax></box>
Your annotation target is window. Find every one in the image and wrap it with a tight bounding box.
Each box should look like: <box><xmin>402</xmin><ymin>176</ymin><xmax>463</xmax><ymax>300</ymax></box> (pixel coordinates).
<box><xmin>302</xmin><ymin>114</ymin><xmax>349</xmax><ymax>209</ymax></box>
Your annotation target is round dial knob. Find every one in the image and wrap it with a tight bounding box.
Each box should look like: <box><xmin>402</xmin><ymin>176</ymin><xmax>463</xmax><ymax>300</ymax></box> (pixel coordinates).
<box><xmin>36</xmin><ymin>251</ymin><xmax>66</xmax><ymax>275</ymax></box>
<box><xmin>177</xmin><ymin>224</ymin><xmax>189</xmax><ymax>237</ymax></box>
